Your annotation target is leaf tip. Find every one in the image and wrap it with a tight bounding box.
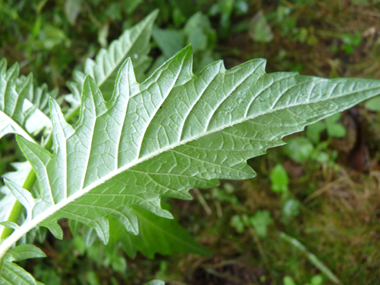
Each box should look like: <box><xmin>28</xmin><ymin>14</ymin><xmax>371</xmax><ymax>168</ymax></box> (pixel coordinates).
<box><xmin>45</xmin><ymin>222</ymin><xmax>64</xmax><ymax>240</ymax></box>
<box><xmin>48</xmin><ymin>97</ymin><xmax>62</xmax><ymax>116</ymax></box>
<box><xmin>83</xmin><ymin>74</ymin><xmax>96</xmax><ymax>86</ymax></box>
<box><xmin>2</xmin><ymin>178</ymin><xmax>11</xmax><ymax>190</ymax></box>
<box><xmin>25</xmin><ymin>72</ymin><xmax>33</xmax><ymax>83</ymax></box>
<box><xmin>149</xmin><ymin>9</ymin><xmax>159</xmax><ymax>20</ymax></box>
<box><xmin>157</xmin><ymin>209</ymin><xmax>174</xmax><ymax>220</ymax></box>
<box><xmin>119</xmin><ymin>57</ymin><xmax>133</xmax><ymax>73</ymax></box>
<box><xmin>183</xmin><ymin>44</ymin><xmax>193</xmax><ymax>55</ymax></box>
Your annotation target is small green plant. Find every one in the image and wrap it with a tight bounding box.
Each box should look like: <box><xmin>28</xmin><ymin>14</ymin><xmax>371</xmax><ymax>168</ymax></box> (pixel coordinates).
<box><xmin>341</xmin><ymin>32</ymin><xmax>362</xmax><ymax>55</ymax></box>
<box><xmin>284</xmin><ymin>274</ymin><xmax>323</xmax><ymax>285</ymax></box>
<box><xmin>230</xmin><ymin>210</ymin><xmax>273</xmax><ymax>237</ymax></box>
<box><xmin>152</xmin><ymin>12</ymin><xmax>217</xmax><ymax>74</ymax></box>
<box><xmin>365</xmin><ymin>95</ymin><xmax>380</xmax><ymax>111</ymax></box>
<box><xmin>1</xmin><ymin>10</ymin><xmax>380</xmax><ymax>285</ymax></box>
<box><xmin>270</xmin><ymin>164</ymin><xmax>301</xmax><ymax>219</ymax></box>
<box><xmin>249</xmin><ymin>11</ymin><xmax>273</xmax><ymax>43</ymax></box>
<box><xmin>283</xmin><ymin>112</ymin><xmax>346</xmax><ymax>167</ymax></box>
<box><xmin>307</xmin><ymin>113</ymin><xmax>346</xmax><ymax>143</ymax></box>
<box><xmin>270</xmin><ymin>164</ymin><xmax>290</xmax><ymax>194</ymax></box>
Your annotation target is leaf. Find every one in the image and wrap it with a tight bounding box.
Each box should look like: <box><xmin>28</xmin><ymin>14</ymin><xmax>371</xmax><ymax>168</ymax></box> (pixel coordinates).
<box><xmin>145</xmin><ymin>280</ymin><xmax>165</xmax><ymax>285</ymax></box>
<box><xmin>326</xmin><ymin>123</ymin><xmax>346</xmax><ymax>138</ymax></box>
<box><xmin>2</xmin><ymin>46</ymin><xmax>380</xmax><ymax>261</ymax></box>
<box><xmin>325</xmin><ymin>112</ymin><xmax>341</xmax><ymax>124</ymax></box>
<box><xmin>249</xmin><ymin>11</ymin><xmax>273</xmax><ymax>43</ymax></box>
<box><xmin>65</xmin><ymin>10</ymin><xmax>158</xmax><ymax>113</ymax></box>
<box><xmin>0</xmin><ymin>222</ymin><xmax>19</xmax><ymax>231</ymax></box>
<box><xmin>325</xmin><ymin>113</ymin><xmax>346</xmax><ymax>138</ymax></box>
<box><xmin>306</xmin><ymin>121</ymin><xmax>326</xmax><ymax>144</ymax></box>
<box><xmin>113</xmin><ymin>208</ymin><xmax>211</xmax><ymax>258</ymax></box>
<box><xmin>153</xmin><ymin>28</ymin><xmax>185</xmax><ymax>58</ymax></box>
<box><xmin>0</xmin><ymin>162</ymin><xmax>32</xmax><ymax>238</ymax></box>
<box><xmin>26</xmin><ymin>83</ymin><xmax>60</xmax><ymax>138</ymax></box>
<box><xmin>249</xmin><ymin>210</ymin><xmax>273</xmax><ymax>237</ymax></box>
<box><xmin>4</xmin><ymin>179</ymin><xmax>35</xmax><ymax>223</ymax></box>
<box><xmin>0</xmin><ymin>244</ymin><xmax>46</xmax><ymax>285</ymax></box>
<box><xmin>0</xmin><ymin>59</ymin><xmax>34</xmax><ymax>142</ymax></box>
<box><xmin>0</xmin><ymin>59</ymin><xmax>52</xmax><ymax>142</ymax></box>
<box><xmin>365</xmin><ymin>96</ymin><xmax>380</xmax><ymax>111</ymax></box>
<box><xmin>183</xmin><ymin>13</ymin><xmax>216</xmax><ymax>53</ymax></box>
<box><xmin>230</xmin><ymin>215</ymin><xmax>245</xmax><ymax>233</ymax></box>
<box><xmin>64</xmin><ymin>0</ymin><xmax>82</xmax><ymax>25</ymax></box>
<box><xmin>72</xmin><ymin>204</ymin><xmax>209</xmax><ymax>258</ymax></box>
<box><xmin>284</xmin><ymin>137</ymin><xmax>314</xmax><ymax>163</ymax></box>
<box><xmin>282</xmin><ymin>199</ymin><xmax>301</xmax><ymax>218</ymax></box>
<box><xmin>283</xmin><ymin>276</ymin><xmax>297</xmax><ymax>285</ymax></box>
<box><xmin>28</xmin><ymin>83</ymin><xmax>60</xmax><ymax>117</ymax></box>
<box><xmin>152</xmin><ymin>13</ymin><xmax>216</xmax><ymax>74</ymax></box>
<box><xmin>270</xmin><ymin>164</ymin><xmax>289</xmax><ymax>193</ymax></box>
<box><xmin>124</xmin><ymin>0</ymin><xmax>142</xmax><ymax>14</ymax></box>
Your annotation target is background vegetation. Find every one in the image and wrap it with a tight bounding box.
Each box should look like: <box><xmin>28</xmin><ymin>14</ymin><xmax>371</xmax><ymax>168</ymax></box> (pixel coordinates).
<box><xmin>1</xmin><ymin>0</ymin><xmax>380</xmax><ymax>284</ymax></box>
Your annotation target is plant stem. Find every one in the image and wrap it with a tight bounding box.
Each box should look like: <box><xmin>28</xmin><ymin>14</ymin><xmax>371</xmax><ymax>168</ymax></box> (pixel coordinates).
<box><xmin>0</xmin><ymin>171</ymin><xmax>36</xmax><ymax>241</ymax></box>
<box><xmin>193</xmin><ymin>188</ymin><xmax>212</xmax><ymax>215</ymax></box>
<box><xmin>279</xmin><ymin>232</ymin><xmax>342</xmax><ymax>284</ymax></box>
<box><xmin>0</xmin><ymin>132</ymin><xmax>54</xmax><ymax>264</ymax></box>
<box><xmin>0</xmin><ymin>170</ymin><xmax>36</xmax><ymax>269</ymax></box>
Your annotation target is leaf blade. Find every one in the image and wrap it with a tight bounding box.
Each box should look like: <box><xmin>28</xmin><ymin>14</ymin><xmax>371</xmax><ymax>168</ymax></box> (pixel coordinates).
<box><xmin>2</xmin><ymin>47</ymin><xmax>380</xmax><ymax>260</ymax></box>
<box><xmin>0</xmin><ymin>245</ymin><xmax>45</xmax><ymax>285</ymax></box>
<box><xmin>65</xmin><ymin>10</ymin><xmax>158</xmax><ymax>110</ymax></box>
<box><xmin>0</xmin><ymin>59</ymin><xmax>53</xmax><ymax>142</ymax></box>
<box><xmin>115</xmin><ymin>208</ymin><xmax>211</xmax><ymax>258</ymax></box>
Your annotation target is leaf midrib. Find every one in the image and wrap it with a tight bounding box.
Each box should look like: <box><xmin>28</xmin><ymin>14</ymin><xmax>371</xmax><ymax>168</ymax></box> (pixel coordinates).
<box><xmin>63</xmin><ymin>83</ymin><xmax>380</xmax><ymax>201</ymax></box>
<box><xmin>2</xmin><ymin>82</ymin><xmax>378</xmax><ymax>258</ymax></box>
<box><xmin>32</xmin><ymin>84</ymin><xmax>380</xmax><ymax>213</ymax></box>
